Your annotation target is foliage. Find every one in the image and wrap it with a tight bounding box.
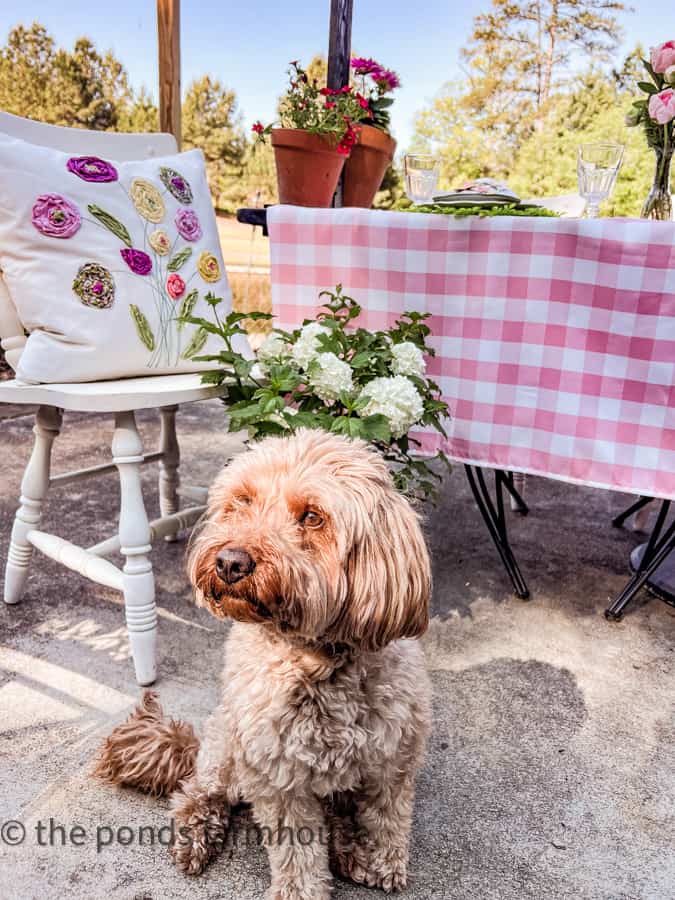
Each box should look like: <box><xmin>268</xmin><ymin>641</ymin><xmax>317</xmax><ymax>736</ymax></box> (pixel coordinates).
<box><xmin>181</xmin><ymin>286</ymin><xmax>451</xmax><ymax>501</ymax></box>
<box><xmin>395</xmin><ymin>200</ymin><xmax>558</xmax><ymax>218</ymax></box>
<box><xmin>0</xmin><ymin>23</ymin><xmax>132</xmax><ymax>130</ymax></box>
<box><xmin>461</xmin><ymin>0</ymin><xmax>626</xmax><ymax>138</ymax></box>
<box><xmin>182</xmin><ymin>75</ymin><xmax>247</xmax><ymax>209</ymax></box>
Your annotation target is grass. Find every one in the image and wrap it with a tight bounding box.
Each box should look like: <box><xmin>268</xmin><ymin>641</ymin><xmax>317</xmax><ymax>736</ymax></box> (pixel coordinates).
<box><xmin>216</xmin><ymin>214</ymin><xmax>270</xmax><ymax>268</ymax></box>
<box><xmin>216</xmin><ymin>214</ymin><xmax>272</xmax><ymax>342</ymax></box>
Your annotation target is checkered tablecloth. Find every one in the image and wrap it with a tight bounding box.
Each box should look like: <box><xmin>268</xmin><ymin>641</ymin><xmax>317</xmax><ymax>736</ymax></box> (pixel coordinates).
<box><xmin>267</xmin><ymin>205</ymin><xmax>675</xmax><ymax>500</ymax></box>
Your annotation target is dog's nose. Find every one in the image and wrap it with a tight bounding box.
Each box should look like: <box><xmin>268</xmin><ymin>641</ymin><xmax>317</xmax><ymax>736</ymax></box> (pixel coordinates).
<box><xmin>215</xmin><ymin>548</ymin><xmax>256</xmax><ymax>584</ymax></box>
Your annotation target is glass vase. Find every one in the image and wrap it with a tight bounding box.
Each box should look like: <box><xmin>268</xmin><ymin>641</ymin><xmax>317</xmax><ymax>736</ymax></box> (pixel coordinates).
<box><xmin>641</xmin><ymin>147</ymin><xmax>673</xmax><ymax>220</ymax></box>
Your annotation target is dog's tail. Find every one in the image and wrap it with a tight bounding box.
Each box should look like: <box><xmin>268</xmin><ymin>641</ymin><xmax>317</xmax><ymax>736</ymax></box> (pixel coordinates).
<box><xmin>92</xmin><ymin>691</ymin><xmax>200</xmax><ymax>797</ymax></box>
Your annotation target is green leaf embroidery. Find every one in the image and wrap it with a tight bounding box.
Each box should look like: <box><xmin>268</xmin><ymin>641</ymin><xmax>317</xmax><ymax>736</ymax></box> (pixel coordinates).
<box><xmin>177</xmin><ymin>289</ymin><xmax>198</xmax><ymax>331</ymax></box>
<box><xmin>181</xmin><ymin>327</ymin><xmax>208</xmax><ymax>360</ymax></box>
<box><xmin>167</xmin><ymin>247</ymin><xmax>193</xmax><ymax>272</ymax></box>
<box><xmin>88</xmin><ymin>204</ymin><xmax>132</xmax><ymax>247</ymax></box>
<box><xmin>129</xmin><ymin>304</ymin><xmax>155</xmax><ymax>351</ymax></box>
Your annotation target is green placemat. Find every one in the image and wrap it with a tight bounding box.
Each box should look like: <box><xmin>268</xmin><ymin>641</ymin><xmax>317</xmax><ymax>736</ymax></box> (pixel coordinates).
<box><xmin>394</xmin><ymin>201</ymin><xmax>559</xmax><ymax>218</ymax></box>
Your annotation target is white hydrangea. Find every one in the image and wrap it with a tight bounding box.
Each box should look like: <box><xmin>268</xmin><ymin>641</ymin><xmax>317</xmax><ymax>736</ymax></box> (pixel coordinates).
<box><xmin>358</xmin><ymin>375</ymin><xmax>425</xmax><ymax>439</ymax></box>
<box><xmin>255</xmin><ymin>331</ymin><xmax>290</xmax><ymax>375</ymax></box>
<box><xmin>291</xmin><ymin>322</ymin><xmax>331</xmax><ymax>370</ymax></box>
<box><xmin>309</xmin><ymin>352</ymin><xmax>353</xmax><ymax>405</ymax></box>
<box><xmin>391</xmin><ymin>341</ymin><xmax>426</xmax><ymax>377</ymax></box>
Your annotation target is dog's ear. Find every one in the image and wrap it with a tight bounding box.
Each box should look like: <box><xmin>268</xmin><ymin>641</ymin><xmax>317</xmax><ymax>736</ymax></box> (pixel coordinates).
<box><xmin>343</xmin><ymin>488</ymin><xmax>431</xmax><ymax>651</ymax></box>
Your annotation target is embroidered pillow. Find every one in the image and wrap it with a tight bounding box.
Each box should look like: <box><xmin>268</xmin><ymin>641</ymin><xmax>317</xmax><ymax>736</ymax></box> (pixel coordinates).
<box><xmin>0</xmin><ymin>136</ymin><xmax>249</xmax><ymax>383</ymax></box>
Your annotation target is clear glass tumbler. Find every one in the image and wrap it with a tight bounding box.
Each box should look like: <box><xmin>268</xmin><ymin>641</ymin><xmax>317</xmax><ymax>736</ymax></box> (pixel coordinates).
<box><xmin>404</xmin><ymin>155</ymin><xmax>440</xmax><ymax>206</ymax></box>
<box><xmin>576</xmin><ymin>143</ymin><xmax>624</xmax><ymax>218</ymax></box>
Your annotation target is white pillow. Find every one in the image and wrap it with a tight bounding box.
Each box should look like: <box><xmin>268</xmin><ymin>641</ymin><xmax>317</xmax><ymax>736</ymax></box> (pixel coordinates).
<box><xmin>0</xmin><ymin>136</ymin><xmax>248</xmax><ymax>383</ymax></box>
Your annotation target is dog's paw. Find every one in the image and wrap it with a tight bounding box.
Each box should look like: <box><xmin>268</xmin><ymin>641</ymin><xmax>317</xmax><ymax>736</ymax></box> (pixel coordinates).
<box><xmin>339</xmin><ymin>848</ymin><xmax>407</xmax><ymax>893</ymax></box>
<box><xmin>170</xmin><ymin>788</ymin><xmax>229</xmax><ymax>876</ymax></box>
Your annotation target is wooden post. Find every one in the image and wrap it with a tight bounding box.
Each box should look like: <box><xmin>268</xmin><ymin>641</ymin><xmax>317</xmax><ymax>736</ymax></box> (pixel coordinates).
<box><xmin>157</xmin><ymin>0</ymin><xmax>181</xmax><ymax>146</ymax></box>
<box><xmin>327</xmin><ymin>0</ymin><xmax>354</xmax><ymax>206</ymax></box>
<box><xmin>327</xmin><ymin>0</ymin><xmax>353</xmax><ymax>91</ymax></box>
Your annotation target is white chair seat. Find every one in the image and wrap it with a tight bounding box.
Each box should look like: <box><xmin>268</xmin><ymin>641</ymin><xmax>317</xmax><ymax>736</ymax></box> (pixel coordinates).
<box><xmin>0</xmin><ymin>373</ymin><xmax>222</xmax><ymax>412</ymax></box>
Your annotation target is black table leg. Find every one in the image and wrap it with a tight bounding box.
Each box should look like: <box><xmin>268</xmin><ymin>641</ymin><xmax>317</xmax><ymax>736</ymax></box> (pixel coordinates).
<box><xmin>606</xmin><ymin>498</ymin><xmax>675</xmax><ymax>620</ymax></box>
<box><xmin>464</xmin><ymin>465</ymin><xmax>530</xmax><ymax>599</ymax></box>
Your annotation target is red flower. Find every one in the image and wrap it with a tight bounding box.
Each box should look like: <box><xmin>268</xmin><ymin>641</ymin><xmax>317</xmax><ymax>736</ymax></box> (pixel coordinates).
<box><xmin>356</xmin><ymin>92</ymin><xmax>370</xmax><ymax>110</ymax></box>
<box><xmin>325</xmin><ymin>100</ymin><xmax>336</xmax><ymax>109</ymax></box>
<box><xmin>252</xmin><ymin>121</ymin><xmax>265</xmax><ymax>134</ymax></box>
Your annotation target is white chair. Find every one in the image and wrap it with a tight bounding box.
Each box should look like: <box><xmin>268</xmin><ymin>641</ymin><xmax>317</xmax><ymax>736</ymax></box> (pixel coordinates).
<box><xmin>0</xmin><ymin>112</ymin><xmax>222</xmax><ymax>685</ymax></box>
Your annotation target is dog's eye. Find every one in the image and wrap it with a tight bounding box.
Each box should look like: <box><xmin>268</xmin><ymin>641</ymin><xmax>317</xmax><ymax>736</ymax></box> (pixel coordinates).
<box><xmin>300</xmin><ymin>509</ymin><xmax>323</xmax><ymax>528</ymax></box>
<box><xmin>234</xmin><ymin>494</ymin><xmax>251</xmax><ymax>506</ymax></box>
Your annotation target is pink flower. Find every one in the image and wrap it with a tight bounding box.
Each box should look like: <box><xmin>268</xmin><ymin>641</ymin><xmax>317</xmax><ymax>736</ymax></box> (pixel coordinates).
<box><xmin>175</xmin><ymin>208</ymin><xmax>202</xmax><ymax>242</ymax></box>
<box><xmin>166</xmin><ymin>273</ymin><xmax>186</xmax><ymax>300</ymax></box>
<box><xmin>31</xmin><ymin>194</ymin><xmax>81</xmax><ymax>238</ymax></box>
<box><xmin>120</xmin><ymin>248</ymin><xmax>152</xmax><ymax>276</ymax></box>
<box><xmin>648</xmin><ymin>88</ymin><xmax>675</xmax><ymax>124</ymax></box>
<box><xmin>373</xmin><ymin>67</ymin><xmax>401</xmax><ymax>91</ymax></box>
<box><xmin>351</xmin><ymin>57</ymin><xmax>380</xmax><ymax>75</ymax></box>
<box><xmin>651</xmin><ymin>41</ymin><xmax>675</xmax><ymax>74</ymax></box>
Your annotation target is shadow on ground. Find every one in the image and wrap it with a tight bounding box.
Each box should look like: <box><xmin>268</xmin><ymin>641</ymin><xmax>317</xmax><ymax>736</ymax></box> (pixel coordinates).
<box><xmin>0</xmin><ymin>402</ymin><xmax>673</xmax><ymax>899</ymax></box>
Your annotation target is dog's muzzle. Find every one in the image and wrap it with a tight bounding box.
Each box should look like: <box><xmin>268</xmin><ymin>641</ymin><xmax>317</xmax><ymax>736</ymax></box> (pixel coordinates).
<box><xmin>215</xmin><ymin>548</ymin><xmax>256</xmax><ymax>585</ymax></box>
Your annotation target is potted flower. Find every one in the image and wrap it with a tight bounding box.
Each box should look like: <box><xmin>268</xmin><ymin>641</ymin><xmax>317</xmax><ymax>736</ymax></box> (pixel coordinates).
<box><xmin>182</xmin><ymin>285</ymin><xmax>450</xmax><ymax>500</ymax></box>
<box><xmin>626</xmin><ymin>42</ymin><xmax>675</xmax><ymax>219</ymax></box>
<box><xmin>252</xmin><ymin>61</ymin><xmax>365</xmax><ymax>208</ymax></box>
<box><xmin>342</xmin><ymin>58</ymin><xmax>401</xmax><ymax>208</ymax></box>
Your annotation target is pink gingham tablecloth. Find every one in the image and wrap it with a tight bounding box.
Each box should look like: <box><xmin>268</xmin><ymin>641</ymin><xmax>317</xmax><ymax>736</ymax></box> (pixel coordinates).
<box><xmin>267</xmin><ymin>205</ymin><xmax>675</xmax><ymax>500</ymax></box>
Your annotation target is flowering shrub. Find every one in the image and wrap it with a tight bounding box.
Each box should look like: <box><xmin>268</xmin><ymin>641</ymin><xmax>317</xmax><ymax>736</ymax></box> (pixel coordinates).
<box><xmin>351</xmin><ymin>57</ymin><xmax>401</xmax><ymax>133</ymax></box>
<box><xmin>626</xmin><ymin>43</ymin><xmax>675</xmax><ymax>149</ymax></box>
<box><xmin>252</xmin><ymin>61</ymin><xmax>366</xmax><ymax>154</ymax></box>
<box><xmin>182</xmin><ymin>286</ymin><xmax>451</xmax><ymax>500</ymax></box>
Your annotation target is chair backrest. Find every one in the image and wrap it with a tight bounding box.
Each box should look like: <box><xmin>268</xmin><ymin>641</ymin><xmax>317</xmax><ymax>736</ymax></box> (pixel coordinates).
<box><xmin>0</xmin><ymin>111</ymin><xmax>178</xmax><ymax>371</ymax></box>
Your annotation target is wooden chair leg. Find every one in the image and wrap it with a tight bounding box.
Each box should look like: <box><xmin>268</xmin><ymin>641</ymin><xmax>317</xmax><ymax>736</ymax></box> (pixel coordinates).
<box><xmin>113</xmin><ymin>411</ymin><xmax>157</xmax><ymax>686</ymax></box>
<box><xmin>158</xmin><ymin>404</ymin><xmax>180</xmax><ymax>542</ymax></box>
<box><xmin>4</xmin><ymin>405</ymin><xmax>62</xmax><ymax>605</ymax></box>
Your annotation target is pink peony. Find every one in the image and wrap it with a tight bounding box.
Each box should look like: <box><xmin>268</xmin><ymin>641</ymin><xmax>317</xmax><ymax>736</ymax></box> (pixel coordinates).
<box><xmin>648</xmin><ymin>88</ymin><xmax>675</xmax><ymax>124</ymax></box>
<box><xmin>175</xmin><ymin>208</ymin><xmax>202</xmax><ymax>242</ymax></box>
<box><xmin>651</xmin><ymin>41</ymin><xmax>675</xmax><ymax>74</ymax></box>
<box><xmin>31</xmin><ymin>194</ymin><xmax>81</xmax><ymax>238</ymax></box>
<box><xmin>166</xmin><ymin>273</ymin><xmax>186</xmax><ymax>299</ymax></box>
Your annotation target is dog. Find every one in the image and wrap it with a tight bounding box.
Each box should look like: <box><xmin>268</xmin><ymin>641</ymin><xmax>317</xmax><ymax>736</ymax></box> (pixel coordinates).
<box><xmin>94</xmin><ymin>429</ymin><xmax>432</xmax><ymax>900</ymax></box>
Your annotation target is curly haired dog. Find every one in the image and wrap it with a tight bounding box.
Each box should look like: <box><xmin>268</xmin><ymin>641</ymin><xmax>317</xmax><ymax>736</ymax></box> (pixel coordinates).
<box><xmin>94</xmin><ymin>429</ymin><xmax>432</xmax><ymax>900</ymax></box>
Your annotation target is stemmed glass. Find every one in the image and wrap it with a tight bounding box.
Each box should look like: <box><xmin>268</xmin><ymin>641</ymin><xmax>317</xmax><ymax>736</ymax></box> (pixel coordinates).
<box><xmin>404</xmin><ymin>155</ymin><xmax>440</xmax><ymax>206</ymax></box>
<box><xmin>576</xmin><ymin>143</ymin><xmax>624</xmax><ymax>218</ymax></box>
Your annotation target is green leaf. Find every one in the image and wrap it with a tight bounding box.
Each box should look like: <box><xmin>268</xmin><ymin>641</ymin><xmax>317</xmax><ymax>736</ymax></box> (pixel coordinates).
<box><xmin>167</xmin><ymin>246</ymin><xmax>193</xmax><ymax>272</ymax></box>
<box><xmin>350</xmin><ymin>351</ymin><xmax>372</xmax><ymax>368</ymax></box>
<box><xmin>359</xmin><ymin>414</ymin><xmax>391</xmax><ymax>443</ymax></box>
<box><xmin>88</xmin><ymin>204</ymin><xmax>132</xmax><ymax>247</ymax></box>
<box><xmin>181</xmin><ymin>327</ymin><xmax>208</xmax><ymax>360</ymax></box>
<box><xmin>177</xmin><ymin>289</ymin><xmax>198</xmax><ymax>330</ymax></box>
<box><xmin>638</xmin><ymin>81</ymin><xmax>658</xmax><ymax>95</ymax></box>
<box><xmin>129</xmin><ymin>304</ymin><xmax>155</xmax><ymax>351</ymax></box>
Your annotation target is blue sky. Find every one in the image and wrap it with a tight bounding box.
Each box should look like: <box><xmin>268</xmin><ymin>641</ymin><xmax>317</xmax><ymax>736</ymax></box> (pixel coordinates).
<box><xmin>0</xmin><ymin>1</ymin><xmax>669</xmax><ymax>149</ymax></box>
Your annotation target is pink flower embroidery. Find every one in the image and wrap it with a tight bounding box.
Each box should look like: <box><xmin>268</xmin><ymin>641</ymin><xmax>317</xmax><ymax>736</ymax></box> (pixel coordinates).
<box><xmin>120</xmin><ymin>248</ymin><xmax>153</xmax><ymax>275</ymax></box>
<box><xmin>166</xmin><ymin>273</ymin><xmax>186</xmax><ymax>299</ymax></box>
<box><xmin>175</xmin><ymin>208</ymin><xmax>203</xmax><ymax>242</ymax></box>
<box><xmin>31</xmin><ymin>194</ymin><xmax>81</xmax><ymax>238</ymax></box>
<box><xmin>651</xmin><ymin>41</ymin><xmax>675</xmax><ymax>74</ymax></box>
<box><xmin>648</xmin><ymin>89</ymin><xmax>675</xmax><ymax>125</ymax></box>
<box><xmin>67</xmin><ymin>156</ymin><xmax>118</xmax><ymax>182</ymax></box>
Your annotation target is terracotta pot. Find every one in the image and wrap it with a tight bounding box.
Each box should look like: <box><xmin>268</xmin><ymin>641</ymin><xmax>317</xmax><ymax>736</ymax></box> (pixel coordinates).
<box><xmin>342</xmin><ymin>125</ymin><xmax>397</xmax><ymax>208</ymax></box>
<box><xmin>271</xmin><ymin>128</ymin><xmax>345</xmax><ymax>208</ymax></box>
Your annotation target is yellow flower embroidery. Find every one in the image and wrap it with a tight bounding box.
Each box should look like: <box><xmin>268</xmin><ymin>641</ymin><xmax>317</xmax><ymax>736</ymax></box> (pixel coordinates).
<box><xmin>129</xmin><ymin>178</ymin><xmax>165</xmax><ymax>223</ymax></box>
<box><xmin>197</xmin><ymin>251</ymin><xmax>221</xmax><ymax>283</ymax></box>
<box><xmin>149</xmin><ymin>229</ymin><xmax>171</xmax><ymax>256</ymax></box>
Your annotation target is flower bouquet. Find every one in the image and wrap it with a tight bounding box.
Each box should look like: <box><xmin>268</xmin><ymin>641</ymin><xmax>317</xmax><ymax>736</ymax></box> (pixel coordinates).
<box><xmin>181</xmin><ymin>285</ymin><xmax>450</xmax><ymax>500</ymax></box>
<box><xmin>252</xmin><ymin>61</ymin><xmax>366</xmax><ymax>208</ymax></box>
<box><xmin>342</xmin><ymin>57</ymin><xmax>401</xmax><ymax>208</ymax></box>
<box><xmin>626</xmin><ymin>42</ymin><xmax>675</xmax><ymax>219</ymax></box>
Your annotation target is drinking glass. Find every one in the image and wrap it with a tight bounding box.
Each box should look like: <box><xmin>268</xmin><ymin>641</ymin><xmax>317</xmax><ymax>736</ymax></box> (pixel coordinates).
<box><xmin>404</xmin><ymin>155</ymin><xmax>440</xmax><ymax>205</ymax></box>
<box><xmin>576</xmin><ymin>143</ymin><xmax>624</xmax><ymax>218</ymax></box>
